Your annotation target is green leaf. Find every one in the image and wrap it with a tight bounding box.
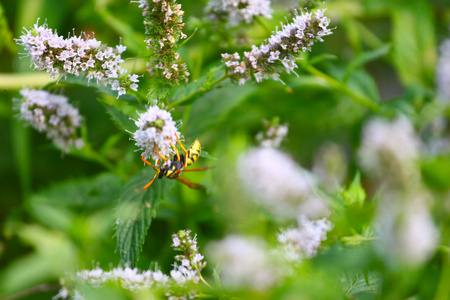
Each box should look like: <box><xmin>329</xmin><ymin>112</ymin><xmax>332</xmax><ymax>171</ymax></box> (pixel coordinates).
<box><xmin>102</xmin><ymin>102</ymin><xmax>137</xmax><ymax>135</ymax></box>
<box><xmin>341</xmin><ymin>172</ymin><xmax>366</xmax><ymax>206</ymax></box>
<box><xmin>390</xmin><ymin>0</ymin><xmax>436</xmax><ymax>87</ymax></box>
<box><xmin>115</xmin><ymin>168</ymin><xmax>174</xmax><ymax>266</ymax></box>
<box><xmin>343</xmin><ymin>271</ymin><xmax>380</xmax><ymax>296</ymax></box>
<box><xmin>168</xmin><ymin>63</ymin><xmax>226</xmax><ymax>107</ymax></box>
<box><xmin>343</xmin><ymin>44</ymin><xmax>391</xmax><ymax>82</ymax></box>
<box><xmin>186</xmin><ymin>84</ymin><xmax>257</xmax><ymax>137</ymax></box>
<box><xmin>28</xmin><ymin>173</ymin><xmax>122</xmax><ymax>211</ymax></box>
<box><xmin>0</xmin><ymin>3</ymin><xmax>16</xmax><ymax>53</ymax></box>
<box><xmin>346</xmin><ymin>69</ymin><xmax>380</xmax><ymax>103</ymax></box>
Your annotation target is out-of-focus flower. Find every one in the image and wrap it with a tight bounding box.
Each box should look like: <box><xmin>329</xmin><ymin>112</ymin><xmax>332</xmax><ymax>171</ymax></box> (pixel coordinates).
<box><xmin>237</xmin><ymin>147</ymin><xmax>328</xmax><ymax>219</ymax></box>
<box><xmin>437</xmin><ymin>38</ymin><xmax>450</xmax><ymax>101</ymax></box>
<box><xmin>132</xmin><ymin>0</ymin><xmax>189</xmax><ymax>85</ymax></box>
<box><xmin>16</xmin><ymin>88</ymin><xmax>83</xmax><ymax>152</ymax></box>
<box><xmin>16</xmin><ymin>20</ymin><xmax>139</xmax><ymax>97</ymax></box>
<box><xmin>206</xmin><ymin>0</ymin><xmax>273</xmax><ymax>27</ymax></box>
<box><xmin>207</xmin><ymin>235</ymin><xmax>283</xmax><ymax>290</ymax></box>
<box><xmin>132</xmin><ymin>105</ymin><xmax>181</xmax><ymax>161</ymax></box>
<box><xmin>277</xmin><ymin>215</ymin><xmax>332</xmax><ymax>262</ymax></box>
<box><xmin>358</xmin><ymin>117</ymin><xmax>439</xmax><ymax>268</ymax></box>
<box><xmin>255</xmin><ymin>119</ymin><xmax>288</xmax><ymax>148</ymax></box>
<box><xmin>375</xmin><ymin>192</ymin><xmax>439</xmax><ymax>268</ymax></box>
<box><xmin>358</xmin><ymin>117</ymin><xmax>420</xmax><ymax>188</ymax></box>
<box><xmin>222</xmin><ymin>9</ymin><xmax>332</xmax><ymax>84</ymax></box>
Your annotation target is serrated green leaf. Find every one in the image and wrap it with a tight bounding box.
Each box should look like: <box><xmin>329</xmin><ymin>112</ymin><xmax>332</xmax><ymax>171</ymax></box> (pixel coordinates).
<box><xmin>28</xmin><ymin>173</ymin><xmax>122</xmax><ymax>210</ymax></box>
<box><xmin>115</xmin><ymin>168</ymin><xmax>174</xmax><ymax>266</ymax></box>
<box><xmin>103</xmin><ymin>102</ymin><xmax>137</xmax><ymax>135</ymax></box>
<box><xmin>343</xmin><ymin>44</ymin><xmax>391</xmax><ymax>82</ymax></box>
<box><xmin>346</xmin><ymin>70</ymin><xmax>380</xmax><ymax>103</ymax></box>
<box><xmin>343</xmin><ymin>271</ymin><xmax>380</xmax><ymax>296</ymax></box>
<box><xmin>168</xmin><ymin>63</ymin><xmax>226</xmax><ymax>107</ymax></box>
<box><xmin>186</xmin><ymin>84</ymin><xmax>257</xmax><ymax>137</ymax></box>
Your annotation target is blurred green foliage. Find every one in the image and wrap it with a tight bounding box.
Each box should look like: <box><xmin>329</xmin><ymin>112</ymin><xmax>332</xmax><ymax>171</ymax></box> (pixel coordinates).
<box><xmin>1</xmin><ymin>0</ymin><xmax>450</xmax><ymax>299</ymax></box>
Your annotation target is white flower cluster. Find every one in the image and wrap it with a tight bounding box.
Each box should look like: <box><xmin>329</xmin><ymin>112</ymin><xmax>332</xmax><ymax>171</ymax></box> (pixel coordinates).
<box><xmin>17</xmin><ymin>21</ymin><xmax>139</xmax><ymax>97</ymax></box>
<box><xmin>358</xmin><ymin>117</ymin><xmax>439</xmax><ymax>267</ymax></box>
<box><xmin>207</xmin><ymin>235</ymin><xmax>283</xmax><ymax>290</ymax></box>
<box><xmin>277</xmin><ymin>215</ymin><xmax>332</xmax><ymax>262</ymax></box>
<box><xmin>171</xmin><ymin>230</ymin><xmax>207</xmax><ymax>286</ymax></box>
<box><xmin>222</xmin><ymin>9</ymin><xmax>332</xmax><ymax>84</ymax></box>
<box><xmin>437</xmin><ymin>38</ymin><xmax>450</xmax><ymax>101</ymax></box>
<box><xmin>375</xmin><ymin>192</ymin><xmax>438</xmax><ymax>268</ymax></box>
<box><xmin>133</xmin><ymin>0</ymin><xmax>190</xmax><ymax>84</ymax></box>
<box><xmin>358</xmin><ymin>117</ymin><xmax>420</xmax><ymax>184</ymax></box>
<box><xmin>207</xmin><ymin>0</ymin><xmax>273</xmax><ymax>26</ymax></box>
<box><xmin>237</xmin><ymin>147</ymin><xmax>328</xmax><ymax>219</ymax></box>
<box><xmin>17</xmin><ymin>88</ymin><xmax>83</xmax><ymax>152</ymax></box>
<box><xmin>255</xmin><ymin>122</ymin><xmax>288</xmax><ymax>148</ymax></box>
<box><xmin>55</xmin><ymin>230</ymin><xmax>206</xmax><ymax>300</ymax></box>
<box><xmin>133</xmin><ymin>105</ymin><xmax>181</xmax><ymax>161</ymax></box>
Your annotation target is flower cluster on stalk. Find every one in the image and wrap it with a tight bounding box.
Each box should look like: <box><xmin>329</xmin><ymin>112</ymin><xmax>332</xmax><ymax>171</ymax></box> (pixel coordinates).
<box><xmin>170</xmin><ymin>230</ymin><xmax>207</xmax><ymax>285</ymax></box>
<box><xmin>206</xmin><ymin>0</ymin><xmax>273</xmax><ymax>27</ymax></box>
<box><xmin>222</xmin><ymin>9</ymin><xmax>332</xmax><ymax>85</ymax></box>
<box><xmin>54</xmin><ymin>230</ymin><xmax>206</xmax><ymax>300</ymax></box>
<box><xmin>132</xmin><ymin>105</ymin><xmax>181</xmax><ymax>161</ymax></box>
<box><xmin>255</xmin><ymin>119</ymin><xmax>288</xmax><ymax>148</ymax></box>
<box><xmin>133</xmin><ymin>0</ymin><xmax>190</xmax><ymax>85</ymax></box>
<box><xmin>16</xmin><ymin>21</ymin><xmax>139</xmax><ymax>97</ymax></box>
<box><xmin>16</xmin><ymin>88</ymin><xmax>83</xmax><ymax>152</ymax></box>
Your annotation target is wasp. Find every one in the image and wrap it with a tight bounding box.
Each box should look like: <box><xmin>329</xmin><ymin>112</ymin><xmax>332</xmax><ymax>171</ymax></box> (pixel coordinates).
<box><xmin>141</xmin><ymin>134</ymin><xmax>210</xmax><ymax>190</ymax></box>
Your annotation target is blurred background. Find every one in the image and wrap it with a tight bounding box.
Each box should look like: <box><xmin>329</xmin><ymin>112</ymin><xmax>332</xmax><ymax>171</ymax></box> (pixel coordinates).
<box><xmin>1</xmin><ymin>0</ymin><xmax>450</xmax><ymax>299</ymax></box>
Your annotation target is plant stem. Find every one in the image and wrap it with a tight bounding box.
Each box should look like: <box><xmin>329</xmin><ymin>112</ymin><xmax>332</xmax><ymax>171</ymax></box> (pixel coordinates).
<box><xmin>167</xmin><ymin>74</ymin><xmax>229</xmax><ymax>109</ymax></box>
<box><xmin>305</xmin><ymin>65</ymin><xmax>381</xmax><ymax>112</ymax></box>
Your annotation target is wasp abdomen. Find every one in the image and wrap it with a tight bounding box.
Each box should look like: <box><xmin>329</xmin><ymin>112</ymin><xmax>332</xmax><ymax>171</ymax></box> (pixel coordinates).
<box><xmin>186</xmin><ymin>139</ymin><xmax>201</xmax><ymax>166</ymax></box>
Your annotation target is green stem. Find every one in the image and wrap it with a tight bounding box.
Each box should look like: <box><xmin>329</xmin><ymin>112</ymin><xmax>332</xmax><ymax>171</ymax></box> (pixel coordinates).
<box><xmin>195</xmin><ymin>265</ymin><xmax>212</xmax><ymax>288</ymax></box>
<box><xmin>167</xmin><ymin>74</ymin><xmax>229</xmax><ymax>109</ymax></box>
<box><xmin>305</xmin><ymin>65</ymin><xmax>381</xmax><ymax>112</ymax></box>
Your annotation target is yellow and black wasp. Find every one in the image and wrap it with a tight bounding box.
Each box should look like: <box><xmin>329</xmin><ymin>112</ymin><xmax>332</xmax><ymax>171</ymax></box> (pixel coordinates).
<box><xmin>141</xmin><ymin>134</ymin><xmax>210</xmax><ymax>190</ymax></box>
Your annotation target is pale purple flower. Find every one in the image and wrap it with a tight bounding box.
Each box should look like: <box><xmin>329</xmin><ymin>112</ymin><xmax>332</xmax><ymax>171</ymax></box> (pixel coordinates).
<box><xmin>16</xmin><ymin>20</ymin><xmax>139</xmax><ymax>97</ymax></box>
<box><xmin>222</xmin><ymin>9</ymin><xmax>332</xmax><ymax>84</ymax></box>
<box><xmin>16</xmin><ymin>88</ymin><xmax>83</xmax><ymax>152</ymax></box>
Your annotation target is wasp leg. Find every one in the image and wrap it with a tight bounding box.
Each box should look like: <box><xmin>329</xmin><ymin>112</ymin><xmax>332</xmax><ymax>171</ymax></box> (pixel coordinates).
<box><xmin>141</xmin><ymin>156</ymin><xmax>154</xmax><ymax>167</ymax></box>
<box><xmin>143</xmin><ymin>175</ymin><xmax>157</xmax><ymax>191</ymax></box>
<box><xmin>153</xmin><ymin>144</ymin><xmax>168</xmax><ymax>162</ymax></box>
<box><xmin>175</xmin><ymin>177</ymin><xmax>204</xmax><ymax>190</ymax></box>
<box><xmin>167</xmin><ymin>137</ymin><xmax>181</xmax><ymax>162</ymax></box>
<box><xmin>175</xmin><ymin>133</ymin><xmax>189</xmax><ymax>167</ymax></box>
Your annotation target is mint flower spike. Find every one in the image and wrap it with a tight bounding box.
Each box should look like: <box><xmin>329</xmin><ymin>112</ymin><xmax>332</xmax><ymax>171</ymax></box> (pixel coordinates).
<box><xmin>132</xmin><ymin>105</ymin><xmax>181</xmax><ymax>161</ymax></box>
<box><xmin>222</xmin><ymin>9</ymin><xmax>333</xmax><ymax>85</ymax></box>
<box><xmin>206</xmin><ymin>0</ymin><xmax>273</xmax><ymax>27</ymax></box>
<box><xmin>133</xmin><ymin>0</ymin><xmax>190</xmax><ymax>85</ymax></box>
<box><xmin>16</xmin><ymin>20</ymin><xmax>139</xmax><ymax>97</ymax></box>
<box><xmin>16</xmin><ymin>88</ymin><xmax>84</xmax><ymax>152</ymax></box>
